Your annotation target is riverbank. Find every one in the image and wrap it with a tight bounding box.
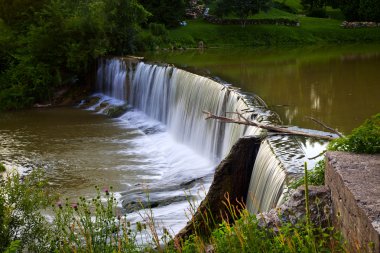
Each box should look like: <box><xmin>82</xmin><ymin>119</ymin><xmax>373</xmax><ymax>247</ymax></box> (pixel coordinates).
<box><xmin>166</xmin><ymin>17</ymin><xmax>380</xmax><ymax>49</ymax></box>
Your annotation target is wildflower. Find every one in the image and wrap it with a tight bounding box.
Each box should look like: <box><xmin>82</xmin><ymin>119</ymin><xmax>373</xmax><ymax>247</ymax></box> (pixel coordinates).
<box><xmin>103</xmin><ymin>187</ymin><xmax>110</xmax><ymax>196</ymax></box>
<box><xmin>72</xmin><ymin>203</ymin><xmax>78</xmax><ymax>210</ymax></box>
<box><xmin>57</xmin><ymin>201</ymin><xmax>63</xmax><ymax>209</ymax></box>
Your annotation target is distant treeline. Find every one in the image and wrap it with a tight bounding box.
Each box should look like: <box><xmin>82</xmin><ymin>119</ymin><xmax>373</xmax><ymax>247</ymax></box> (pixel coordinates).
<box><xmin>0</xmin><ymin>0</ymin><xmax>187</xmax><ymax>110</ymax></box>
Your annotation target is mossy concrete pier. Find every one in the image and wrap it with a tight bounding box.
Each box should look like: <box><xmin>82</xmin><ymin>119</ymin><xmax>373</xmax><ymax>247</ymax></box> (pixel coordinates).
<box><xmin>326</xmin><ymin>152</ymin><xmax>380</xmax><ymax>253</ymax></box>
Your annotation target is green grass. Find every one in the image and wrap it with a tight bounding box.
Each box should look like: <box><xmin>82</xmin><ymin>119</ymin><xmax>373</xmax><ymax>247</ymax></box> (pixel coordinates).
<box><xmin>253</xmin><ymin>8</ymin><xmax>298</xmax><ymax>19</ymax></box>
<box><xmin>279</xmin><ymin>0</ymin><xmax>303</xmax><ymax>12</ymax></box>
<box><xmin>167</xmin><ymin>18</ymin><xmax>380</xmax><ymax>49</ymax></box>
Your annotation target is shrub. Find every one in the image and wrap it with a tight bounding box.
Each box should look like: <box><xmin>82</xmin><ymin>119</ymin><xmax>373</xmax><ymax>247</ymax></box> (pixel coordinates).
<box><xmin>148</xmin><ymin>23</ymin><xmax>169</xmax><ymax>37</ymax></box>
<box><xmin>307</xmin><ymin>8</ymin><xmax>327</xmax><ymax>18</ymax></box>
<box><xmin>329</xmin><ymin>113</ymin><xmax>380</xmax><ymax>154</ymax></box>
<box><xmin>290</xmin><ymin>160</ymin><xmax>326</xmax><ymax>189</ymax></box>
<box><xmin>0</xmin><ymin>170</ymin><xmax>52</xmax><ymax>252</ymax></box>
<box><xmin>50</xmin><ymin>186</ymin><xmax>142</xmax><ymax>252</ymax></box>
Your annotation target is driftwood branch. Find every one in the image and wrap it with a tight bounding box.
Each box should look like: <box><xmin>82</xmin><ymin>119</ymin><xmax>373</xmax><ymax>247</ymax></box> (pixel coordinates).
<box><xmin>203</xmin><ymin>111</ymin><xmax>339</xmax><ymax>141</ymax></box>
<box><xmin>305</xmin><ymin>116</ymin><xmax>343</xmax><ymax>137</ymax></box>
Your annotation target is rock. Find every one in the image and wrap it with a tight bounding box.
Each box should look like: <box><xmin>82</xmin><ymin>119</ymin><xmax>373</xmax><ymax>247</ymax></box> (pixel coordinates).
<box><xmin>79</xmin><ymin>96</ymin><xmax>101</xmax><ymax>109</ymax></box>
<box><xmin>104</xmin><ymin>103</ymin><xmax>130</xmax><ymax>118</ymax></box>
<box><xmin>257</xmin><ymin>185</ymin><xmax>331</xmax><ymax>230</ymax></box>
<box><xmin>123</xmin><ymin>195</ymin><xmax>189</xmax><ymax>213</ymax></box>
<box><xmin>341</xmin><ymin>21</ymin><xmax>380</xmax><ymax>29</ymax></box>
<box><xmin>175</xmin><ymin>136</ymin><xmax>263</xmax><ymax>241</ymax></box>
<box><xmin>94</xmin><ymin>102</ymin><xmax>109</xmax><ymax>112</ymax></box>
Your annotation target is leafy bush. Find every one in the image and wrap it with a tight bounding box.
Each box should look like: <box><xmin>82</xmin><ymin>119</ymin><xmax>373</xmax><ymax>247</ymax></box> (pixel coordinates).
<box><xmin>340</xmin><ymin>0</ymin><xmax>380</xmax><ymax>21</ymax></box>
<box><xmin>149</xmin><ymin>23</ymin><xmax>169</xmax><ymax>37</ymax></box>
<box><xmin>51</xmin><ymin>186</ymin><xmax>142</xmax><ymax>252</ymax></box>
<box><xmin>307</xmin><ymin>8</ymin><xmax>327</xmax><ymax>18</ymax></box>
<box><xmin>273</xmin><ymin>1</ymin><xmax>297</xmax><ymax>14</ymax></box>
<box><xmin>0</xmin><ymin>170</ymin><xmax>52</xmax><ymax>252</ymax></box>
<box><xmin>329</xmin><ymin>113</ymin><xmax>380</xmax><ymax>154</ymax></box>
<box><xmin>290</xmin><ymin>160</ymin><xmax>326</xmax><ymax>189</ymax></box>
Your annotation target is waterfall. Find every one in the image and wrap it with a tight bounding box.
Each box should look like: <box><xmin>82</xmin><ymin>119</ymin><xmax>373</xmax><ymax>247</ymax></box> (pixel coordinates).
<box><xmin>246</xmin><ymin>140</ymin><xmax>286</xmax><ymax>213</ymax></box>
<box><xmin>131</xmin><ymin>62</ymin><xmax>267</xmax><ymax>160</ymax></box>
<box><xmin>96</xmin><ymin>58</ymin><xmax>289</xmax><ymax>213</ymax></box>
<box><xmin>96</xmin><ymin>59</ymin><xmax>129</xmax><ymax>100</ymax></box>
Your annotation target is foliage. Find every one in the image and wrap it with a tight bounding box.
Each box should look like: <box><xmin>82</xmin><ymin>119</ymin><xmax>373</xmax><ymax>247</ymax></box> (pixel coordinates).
<box><xmin>290</xmin><ymin>160</ymin><xmax>326</xmax><ymax>189</ymax></box>
<box><xmin>359</xmin><ymin>0</ymin><xmax>380</xmax><ymax>22</ymax></box>
<box><xmin>215</xmin><ymin>0</ymin><xmax>273</xmax><ymax>26</ymax></box>
<box><xmin>329</xmin><ymin>113</ymin><xmax>380</xmax><ymax>154</ymax></box>
<box><xmin>140</xmin><ymin>0</ymin><xmax>186</xmax><ymax>28</ymax></box>
<box><xmin>167</xmin><ymin>18</ymin><xmax>380</xmax><ymax>49</ymax></box>
<box><xmin>301</xmin><ymin>0</ymin><xmax>327</xmax><ymax>17</ymax></box>
<box><xmin>3</xmin><ymin>240</ymin><xmax>21</xmax><ymax>253</ymax></box>
<box><xmin>176</xmin><ymin>205</ymin><xmax>344</xmax><ymax>253</ymax></box>
<box><xmin>51</xmin><ymin>186</ymin><xmax>142</xmax><ymax>252</ymax></box>
<box><xmin>0</xmin><ymin>170</ymin><xmax>52</xmax><ymax>252</ymax></box>
<box><xmin>0</xmin><ymin>0</ymin><xmax>150</xmax><ymax>110</ymax></box>
<box><xmin>273</xmin><ymin>1</ymin><xmax>298</xmax><ymax>14</ymax></box>
<box><xmin>0</xmin><ymin>163</ymin><xmax>6</xmax><ymax>172</ymax></box>
<box><xmin>149</xmin><ymin>23</ymin><xmax>169</xmax><ymax>38</ymax></box>
<box><xmin>339</xmin><ymin>0</ymin><xmax>380</xmax><ymax>22</ymax></box>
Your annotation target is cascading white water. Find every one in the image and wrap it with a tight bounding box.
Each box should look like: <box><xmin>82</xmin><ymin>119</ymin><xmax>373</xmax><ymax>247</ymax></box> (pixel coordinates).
<box><xmin>96</xmin><ymin>59</ymin><xmax>129</xmax><ymax>100</ymax></box>
<box><xmin>96</xmin><ymin>58</ymin><xmax>287</xmax><ymax>214</ymax></box>
<box><xmin>130</xmin><ymin>62</ymin><xmax>263</xmax><ymax>160</ymax></box>
<box><xmin>246</xmin><ymin>140</ymin><xmax>286</xmax><ymax>213</ymax></box>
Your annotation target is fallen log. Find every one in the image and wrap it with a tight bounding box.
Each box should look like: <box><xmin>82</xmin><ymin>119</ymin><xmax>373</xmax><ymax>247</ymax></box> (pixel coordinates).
<box><xmin>202</xmin><ymin>110</ymin><xmax>339</xmax><ymax>141</ymax></box>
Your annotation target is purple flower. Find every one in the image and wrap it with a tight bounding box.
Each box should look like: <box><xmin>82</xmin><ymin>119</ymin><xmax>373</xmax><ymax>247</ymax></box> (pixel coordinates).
<box><xmin>57</xmin><ymin>201</ymin><xmax>62</xmax><ymax>209</ymax></box>
<box><xmin>103</xmin><ymin>187</ymin><xmax>110</xmax><ymax>196</ymax></box>
<box><xmin>71</xmin><ymin>203</ymin><xmax>78</xmax><ymax>210</ymax></box>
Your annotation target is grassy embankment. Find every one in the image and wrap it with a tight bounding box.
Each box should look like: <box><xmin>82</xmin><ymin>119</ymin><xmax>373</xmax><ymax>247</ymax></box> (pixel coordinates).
<box><xmin>166</xmin><ymin>8</ymin><xmax>380</xmax><ymax>49</ymax></box>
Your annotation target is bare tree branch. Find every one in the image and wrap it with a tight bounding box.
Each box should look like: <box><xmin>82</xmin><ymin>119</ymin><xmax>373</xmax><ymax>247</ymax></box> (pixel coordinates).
<box><xmin>203</xmin><ymin>110</ymin><xmax>339</xmax><ymax>141</ymax></box>
<box><xmin>305</xmin><ymin>116</ymin><xmax>343</xmax><ymax>137</ymax></box>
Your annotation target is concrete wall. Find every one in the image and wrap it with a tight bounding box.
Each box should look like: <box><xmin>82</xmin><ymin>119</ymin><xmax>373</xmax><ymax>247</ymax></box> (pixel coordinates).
<box><xmin>326</xmin><ymin>152</ymin><xmax>380</xmax><ymax>253</ymax></box>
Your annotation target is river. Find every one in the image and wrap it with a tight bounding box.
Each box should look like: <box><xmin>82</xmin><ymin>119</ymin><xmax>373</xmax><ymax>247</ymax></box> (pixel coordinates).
<box><xmin>0</xmin><ymin>44</ymin><xmax>379</xmax><ymax>236</ymax></box>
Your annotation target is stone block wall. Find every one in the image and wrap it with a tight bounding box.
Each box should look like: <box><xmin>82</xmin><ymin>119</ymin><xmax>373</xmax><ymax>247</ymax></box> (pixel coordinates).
<box><xmin>326</xmin><ymin>152</ymin><xmax>380</xmax><ymax>253</ymax></box>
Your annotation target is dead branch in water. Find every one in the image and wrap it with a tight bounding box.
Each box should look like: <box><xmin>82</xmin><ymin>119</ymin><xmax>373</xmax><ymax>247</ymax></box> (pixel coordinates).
<box><xmin>202</xmin><ymin>110</ymin><xmax>339</xmax><ymax>141</ymax></box>
<box><xmin>305</xmin><ymin>116</ymin><xmax>343</xmax><ymax>138</ymax></box>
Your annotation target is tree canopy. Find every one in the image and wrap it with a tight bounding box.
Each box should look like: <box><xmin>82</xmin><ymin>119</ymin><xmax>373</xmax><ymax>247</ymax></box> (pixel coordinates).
<box><xmin>215</xmin><ymin>0</ymin><xmax>272</xmax><ymax>26</ymax></box>
<box><xmin>0</xmin><ymin>0</ymin><xmax>149</xmax><ymax>110</ymax></box>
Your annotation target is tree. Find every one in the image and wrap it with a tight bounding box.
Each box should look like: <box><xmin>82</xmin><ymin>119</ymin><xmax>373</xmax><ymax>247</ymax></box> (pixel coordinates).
<box><xmin>105</xmin><ymin>0</ymin><xmax>150</xmax><ymax>54</ymax></box>
<box><xmin>215</xmin><ymin>0</ymin><xmax>272</xmax><ymax>26</ymax></box>
<box><xmin>359</xmin><ymin>0</ymin><xmax>380</xmax><ymax>22</ymax></box>
<box><xmin>0</xmin><ymin>0</ymin><xmax>150</xmax><ymax>110</ymax></box>
<box><xmin>339</xmin><ymin>0</ymin><xmax>380</xmax><ymax>21</ymax></box>
<box><xmin>140</xmin><ymin>0</ymin><xmax>186</xmax><ymax>28</ymax></box>
<box><xmin>301</xmin><ymin>0</ymin><xmax>327</xmax><ymax>17</ymax></box>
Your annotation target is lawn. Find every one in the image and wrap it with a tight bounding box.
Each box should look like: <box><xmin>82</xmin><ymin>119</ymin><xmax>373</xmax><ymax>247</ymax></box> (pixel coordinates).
<box><xmin>166</xmin><ymin>15</ymin><xmax>380</xmax><ymax>49</ymax></box>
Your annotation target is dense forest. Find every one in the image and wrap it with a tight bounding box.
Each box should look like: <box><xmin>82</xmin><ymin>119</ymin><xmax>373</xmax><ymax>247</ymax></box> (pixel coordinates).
<box><xmin>1</xmin><ymin>0</ymin><xmax>380</xmax><ymax>110</ymax></box>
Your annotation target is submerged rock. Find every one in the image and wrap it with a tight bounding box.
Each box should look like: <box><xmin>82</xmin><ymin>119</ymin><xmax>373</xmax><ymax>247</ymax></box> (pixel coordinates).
<box><xmin>104</xmin><ymin>103</ymin><xmax>130</xmax><ymax>118</ymax></box>
<box><xmin>94</xmin><ymin>102</ymin><xmax>109</xmax><ymax>112</ymax></box>
<box><xmin>123</xmin><ymin>195</ymin><xmax>190</xmax><ymax>213</ymax></box>
<box><xmin>79</xmin><ymin>96</ymin><xmax>101</xmax><ymax>109</ymax></box>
